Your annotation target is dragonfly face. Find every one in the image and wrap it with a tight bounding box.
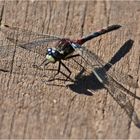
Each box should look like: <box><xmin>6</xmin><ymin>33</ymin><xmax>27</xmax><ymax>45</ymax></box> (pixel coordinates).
<box><xmin>46</xmin><ymin>40</ymin><xmax>76</xmax><ymax>63</ymax></box>
<box><xmin>46</xmin><ymin>48</ymin><xmax>58</xmax><ymax>63</ymax></box>
<box><xmin>46</xmin><ymin>48</ymin><xmax>56</xmax><ymax>63</ymax></box>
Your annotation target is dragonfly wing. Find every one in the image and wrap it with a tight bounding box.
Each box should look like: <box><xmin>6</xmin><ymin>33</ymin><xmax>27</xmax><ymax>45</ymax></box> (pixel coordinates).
<box><xmin>71</xmin><ymin>43</ymin><xmax>105</xmax><ymax>68</ymax></box>
<box><xmin>71</xmin><ymin>43</ymin><xmax>140</xmax><ymax>127</ymax></box>
<box><xmin>104</xmin><ymin>75</ymin><xmax>140</xmax><ymax>127</ymax></box>
<box><xmin>0</xmin><ymin>43</ymin><xmax>15</xmax><ymax>58</ymax></box>
<box><xmin>71</xmin><ymin>43</ymin><xmax>138</xmax><ymax>88</ymax></box>
<box><xmin>107</xmin><ymin>68</ymin><xmax>138</xmax><ymax>88</ymax></box>
<box><xmin>0</xmin><ymin>24</ymin><xmax>61</xmax><ymax>56</ymax></box>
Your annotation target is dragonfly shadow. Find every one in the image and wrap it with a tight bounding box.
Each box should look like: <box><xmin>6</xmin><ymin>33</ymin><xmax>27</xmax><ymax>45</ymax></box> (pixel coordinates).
<box><xmin>103</xmin><ymin>39</ymin><xmax>134</xmax><ymax>71</ymax></box>
<box><xmin>68</xmin><ymin>69</ymin><xmax>104</xmax><ymax>96</ymax></box>
<box><xmin>68</xmin><ymin>39</ymin><xmax>134</xmax><ymax>96</ymax></box>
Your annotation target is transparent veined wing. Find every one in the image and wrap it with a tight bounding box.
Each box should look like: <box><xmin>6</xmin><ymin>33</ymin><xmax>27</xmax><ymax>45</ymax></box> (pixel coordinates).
<box><xmin>0</xmin><ymin>38</ymin><xmax>24</xmax><ymax>59</ymax></box>
<box><xmin>71</xmin><ymin>43</ymin><xmax>140</xmax><ymax>127</ymax></box>
<box><xmin>71</xmin><ymin>43</ymin><xmax>138</xmax><ymax>89</ymax></box>
<box><xmin>0</xmin><ymin>24</ymin><xmax>62</xmax><ymax>56</ymax></box>
<box><xmin>105</xmin><ymin>75</ymin><xmax>140</xmax><ymax>128</ymax></box>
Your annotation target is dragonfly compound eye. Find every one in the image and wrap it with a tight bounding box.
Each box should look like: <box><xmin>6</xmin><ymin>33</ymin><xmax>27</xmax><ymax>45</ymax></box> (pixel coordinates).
<box><xmin>47</xmin><ymin>48</ymin><xmax>52</xmax><ymax>55</ymax></box>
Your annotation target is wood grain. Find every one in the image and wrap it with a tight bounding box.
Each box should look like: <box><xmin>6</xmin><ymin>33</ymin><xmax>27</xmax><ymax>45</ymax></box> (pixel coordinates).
<box><xmin>0</xmin><ymin>1</ymin><xmax>140</xmax><ymax>139</ymax></box>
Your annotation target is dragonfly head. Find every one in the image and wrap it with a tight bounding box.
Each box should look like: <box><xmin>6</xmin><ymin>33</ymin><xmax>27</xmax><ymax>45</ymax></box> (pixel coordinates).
<box><xmin>46</xmin><ymin>48</ymin><xmax>57</xmax><ymax>63</ymax></box>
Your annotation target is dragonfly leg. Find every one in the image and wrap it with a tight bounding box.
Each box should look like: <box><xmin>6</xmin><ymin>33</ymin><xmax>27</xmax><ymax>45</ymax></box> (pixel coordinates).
<box><xmin>47</xmin><ymin>61</ymin><xmax>61</xmax><ymax>81</ymax></box>
<box><xmin>54</xmin><ymin>61</ymin><xmax>61</xmax><ymax>76</ymax></box>
<box><xmin>64</xmin><ymin>54</ymin><xmax>80</xmax><ymax>60</ymax></box>
<box><xmin>33</xmin><ymin>59</ymin><xmax>49</xmax><ymax>70</ymax></box>
<box><xmin>48</xmin><ymin>61</ymin><xmax>73</xmax><ymax>82</ymax></box>
<box><xmin>61</xmin><ymin>61</ymin><xmax>72</xmax><ymax>81</ymax></box>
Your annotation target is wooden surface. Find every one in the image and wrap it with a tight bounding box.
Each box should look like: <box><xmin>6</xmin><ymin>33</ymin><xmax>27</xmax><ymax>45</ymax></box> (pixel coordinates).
<box><xmin>0</xmin><ymin>1</ymin><xmax>140</xmax><ymax>139</ymax></box>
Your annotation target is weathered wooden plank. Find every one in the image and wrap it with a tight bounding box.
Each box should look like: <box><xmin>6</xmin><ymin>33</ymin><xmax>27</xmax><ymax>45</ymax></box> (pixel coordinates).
<box><xmin>0</xmin><ymin>1</ymin><xmax>139</xmax><ymax>139</ymax></box>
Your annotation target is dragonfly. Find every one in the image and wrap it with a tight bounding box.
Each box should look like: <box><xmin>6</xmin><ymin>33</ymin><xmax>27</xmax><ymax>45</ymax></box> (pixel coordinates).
<box><xmin>0</xmin><ymin>24</ymin><xmax>140</xmax><ymax>127</ymax></box>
